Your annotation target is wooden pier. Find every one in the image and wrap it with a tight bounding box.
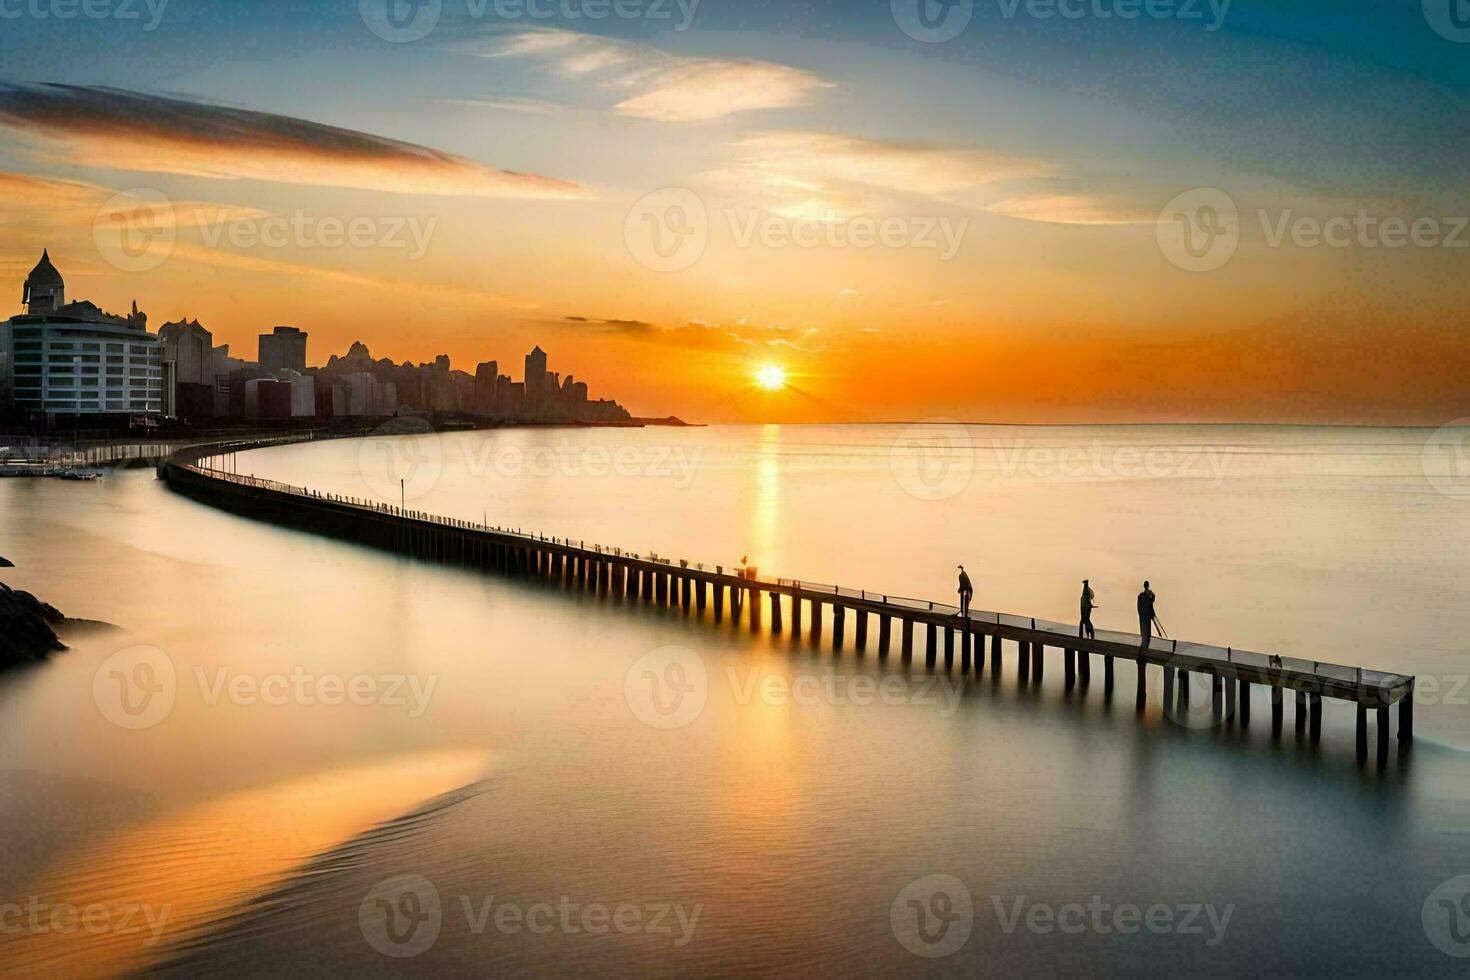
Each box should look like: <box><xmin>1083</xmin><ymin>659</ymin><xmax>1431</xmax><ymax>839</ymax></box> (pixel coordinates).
<box><xmin>162</xmin><ymin>439</ymin><xmax>1416</xmax><ymax>762</ymax></box>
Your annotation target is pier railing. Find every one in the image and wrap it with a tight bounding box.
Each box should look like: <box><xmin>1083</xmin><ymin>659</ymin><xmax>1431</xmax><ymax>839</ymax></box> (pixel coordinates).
<box><xmin>182</xmin><ymin>451</ymin><xmax>1407</xmax><ymax>692</ymax></box>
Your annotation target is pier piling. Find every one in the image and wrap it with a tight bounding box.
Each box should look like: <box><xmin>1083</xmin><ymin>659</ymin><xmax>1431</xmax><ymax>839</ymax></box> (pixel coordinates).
<box><xmin>1400</xmin><ymin>681</ymin><xmax>1415</xmax><ymax>741</ymax></box>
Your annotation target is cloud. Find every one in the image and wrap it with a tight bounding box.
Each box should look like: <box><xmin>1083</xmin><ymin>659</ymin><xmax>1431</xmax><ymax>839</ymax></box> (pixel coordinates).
<box><xmin>562</xmin><ymin>315</ymin><xmax>662</xmax><ymax>334</ymax></box>
<box><xmin>766</xmin><ymin>336</ymin><xmax>827</xmax><ymax>353</ymax></box>
<box><xmin>0</xmin><ymin>84</ymin><xmax>590</xmax><ymax>199</ymax></box>
<box><xmin>161</xmin><ymin>242</ymin><xmax>534</xmax><ymax>311</ymax></box>
<box><xmin>437</xmin><ymin>96</ymin><xmax>565</xmax><ymax>115</ymax></box>
<box><xmin>985</xmin><ymin>192</ymin><xmax>1153</xmax><ymax>226</ymax></box>
<box><xmin>706</xmin><ymin>133</ymin><xmax>1305</xmax><ymax>231</ymax></box>
<box><xmin>0</xmin><ymin>170</ymin><xmax>535</xmax><ymax>314</ymax></box>
<box><xmin>472</xmin><ymin>28</ymin><xmax>832</xmax><ymax>123</ymax></box>
<box><xmin>0</xmin><ymin>171</ymin><xmax>268</xmax><ymax>279</ymax></box>
<box><xmin>560</xmin><ymin>314</ymin><xmax>761</xmax><ymax>351</ymax></box>
<box><xmin>0</xmin><ymin>171</ymin><xmax>101</xmax><ymax>209</ymax></box>
<box><xmin>615</xmin><ymin>61</ymin><xmax>832</xmax><ymax>123</ymax></box>
<box><xmin>558</xmin><ymin>314</ymin><xmax>837</xmax><ymax>355</ymax></box>
<box><xmin>708</xmin><ymin>131</ymin><xmax>1039</xmax><ymax>219</ymax></box>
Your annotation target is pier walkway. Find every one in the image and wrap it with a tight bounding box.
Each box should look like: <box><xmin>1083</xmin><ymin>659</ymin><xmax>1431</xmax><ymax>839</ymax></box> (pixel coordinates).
<box><xmin>161</xmin><ymin>437</ymin><xmax>1415</xmax><ymax>762</ymax></box>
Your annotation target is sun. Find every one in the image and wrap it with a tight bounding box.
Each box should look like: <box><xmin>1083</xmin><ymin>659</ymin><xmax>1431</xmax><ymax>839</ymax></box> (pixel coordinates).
<box><xmin>755</xmin><ymin>365</ymin><xmax>788</xmax><ymax>391</ymax></box>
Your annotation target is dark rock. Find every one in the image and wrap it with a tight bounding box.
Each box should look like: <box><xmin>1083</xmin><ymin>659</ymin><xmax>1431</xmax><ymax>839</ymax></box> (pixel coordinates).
<box><xmin>0</xmin><ymin>556</ymin><xmax>13</xmax><ymax>568</ymax></box>
<box><xmin>56</xmin><ymin>618</ymin><xmax>122</xmax><ymax>636</ymax></box>
<box><xmin>0</xmin><ymin>582</ymin><xmax>67</xmax><ymax>668</ymax></box>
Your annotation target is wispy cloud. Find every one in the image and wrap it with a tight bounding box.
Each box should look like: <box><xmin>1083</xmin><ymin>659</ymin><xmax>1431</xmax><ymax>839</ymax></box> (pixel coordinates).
<box><xmin>559</xmin><ymin>314</ymin><xmax>832</xmax><ymax>353</ymax></box>
<box><xmin>0</xmin><ymin>170</ymin><xmax>535</xmax><ymax>313</ymax></box>
<box><xmin>708</xmin><ymin>131</ymin><xmax>1039</xmax><ymax>219</ymax></box>
<box><xmin>436</xmin><ymin>95</ymin><xmax>565</xmax><ymax>115</ymax></box>
<box><xmin>985</xmin><ymin>192</ymin><xmax>1152</xmax><ymax>225</ymax></box>
<box><xmin>0</xmin><ymin>84</ymin><xmax>590</xmax><ymax>199</ymax></box>
<box><xmin>471</xmin><ymin>28</ymin><xmax>832</xmax><ymax>123</ymax></box>
<box><xmin>765</xmin><ymin>329</ymin><xmax>826</xmax><ymax>353</ymax></box>
<box><xmin>0</xmin><ymin>171</ymin><xmax>265</xmax><ymax>259</ymax></box>
<box><xmin>562</xmin><ymin>315</ymin><xmax>663</xmax><ymax>334</ymax></box>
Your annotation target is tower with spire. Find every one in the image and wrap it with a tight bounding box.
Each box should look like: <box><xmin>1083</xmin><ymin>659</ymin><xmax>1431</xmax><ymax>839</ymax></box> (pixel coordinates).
<box><xmin>21</xmin><ymin>250</ymin><xmax>64</xmax><ymax>314</ymax></box>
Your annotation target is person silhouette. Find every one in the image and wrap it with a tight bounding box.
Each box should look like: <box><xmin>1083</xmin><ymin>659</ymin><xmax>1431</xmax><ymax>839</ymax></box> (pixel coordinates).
<box><xmin>1079</xmin><ymin>579</ymin><xmax>1096</xmax><ymax>639</ymax></box>
<box><xmin>1137</xmin><ymin>580</ymin><xmax>1157</xmax><ymax>650</ymax></box>
<box><xmin>957</xmin><ymin>565</ymin><xmax>973</xmax><ymax>618</ymax></box>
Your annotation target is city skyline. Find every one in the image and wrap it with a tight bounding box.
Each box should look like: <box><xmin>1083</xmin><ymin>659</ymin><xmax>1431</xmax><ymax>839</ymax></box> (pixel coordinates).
<box><xmin>1</xmin><ymin>3</ymin><xmax>1466</xmax><ymax>424</ymax></box>
<box><xmin>4</xmin><ymin>249</ymin><xmax>636</xmax><ymax>424</ymax></box>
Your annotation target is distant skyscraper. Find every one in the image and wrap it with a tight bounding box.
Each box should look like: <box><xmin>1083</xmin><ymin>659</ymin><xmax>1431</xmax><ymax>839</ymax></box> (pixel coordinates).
<box><xmin>474</xmin><ymin>360</ymin><xmax>499</xmax><ymax>412</ymax></box>
<box><xmin>525</xmin><ymin>346</ymin><xmax>549</xmax><ymax>405</ymax></box>
<box><xmin>259</xmin><ymin>325</ymin><xmax>308</xmax><ymax>373</ymax></box>
<box><xmin>158</xmin><ymin>319</ymin><xmax>214</xmax><ymax>385</ymax></box>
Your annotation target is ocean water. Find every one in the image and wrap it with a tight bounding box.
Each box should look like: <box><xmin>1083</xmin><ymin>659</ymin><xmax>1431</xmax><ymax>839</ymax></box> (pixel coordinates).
<box><xmin>1</xmin><ymin>423</ymin><xmax>1468</xmax><ymax>976</ymax></box>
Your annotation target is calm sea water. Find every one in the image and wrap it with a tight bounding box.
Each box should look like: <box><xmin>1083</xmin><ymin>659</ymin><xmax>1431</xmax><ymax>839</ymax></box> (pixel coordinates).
<box><xmin>1</xmin><ymin>424</ymin><xmax>1468</xmax><ymax>976</ymax></box>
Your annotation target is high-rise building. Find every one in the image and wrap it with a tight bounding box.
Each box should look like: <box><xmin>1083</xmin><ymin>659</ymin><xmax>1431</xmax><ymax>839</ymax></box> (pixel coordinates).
<box><xmin>276</xmin><ymin>370</ymin><xmax>318</xmax><ymax>418</ymax></box>
<box><xmin>525</xmin><ymin>346</ymin><xmax>550</xmax><ymax>405</ymax></box>
<box><xmin>158</xmin><ymin>319</ymin><xmax>214</xmax><ymax>385</ymax></box>
<box><xmin>3</xmin><ymin>252</ymin><xmax>163</xmax><ymax>416</ymax></box>
<box><xmin>259</xmin><ymin>325</ymin><xmax>308</xmax><ymax>374</ymax></box>
<box><xmin>474</xmin><ymin>360</ymin><xmax>499</xmax><ymax>413</ymax></box>
<box><xmin>336</xmin><ymin>372</ymin><xmax>397</xmax><ymax>418</ymax></box>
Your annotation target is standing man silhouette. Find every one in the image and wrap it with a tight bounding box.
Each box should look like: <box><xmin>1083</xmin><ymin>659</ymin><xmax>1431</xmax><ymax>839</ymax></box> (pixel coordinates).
<box><xmin>1079</xmin><ymin>579</ymin><xmax>1096</xmax><ymax>639</ymax></box>
<box><xmin>957</xmin><ymin>565</ymin><xmax>974</xmax><ymax>618</ymax></box>
<box><xmin>1137</xmin><ymin>580</ymin><xmax>1157</xmax><ymax>651</ymax></box>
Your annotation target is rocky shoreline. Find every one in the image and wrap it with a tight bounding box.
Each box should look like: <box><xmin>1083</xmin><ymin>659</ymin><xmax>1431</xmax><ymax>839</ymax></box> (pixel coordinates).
<box><xmin>0</xmin><ymin>579</ymin><xmax>67</xmax><ymax>667</ymax></box>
